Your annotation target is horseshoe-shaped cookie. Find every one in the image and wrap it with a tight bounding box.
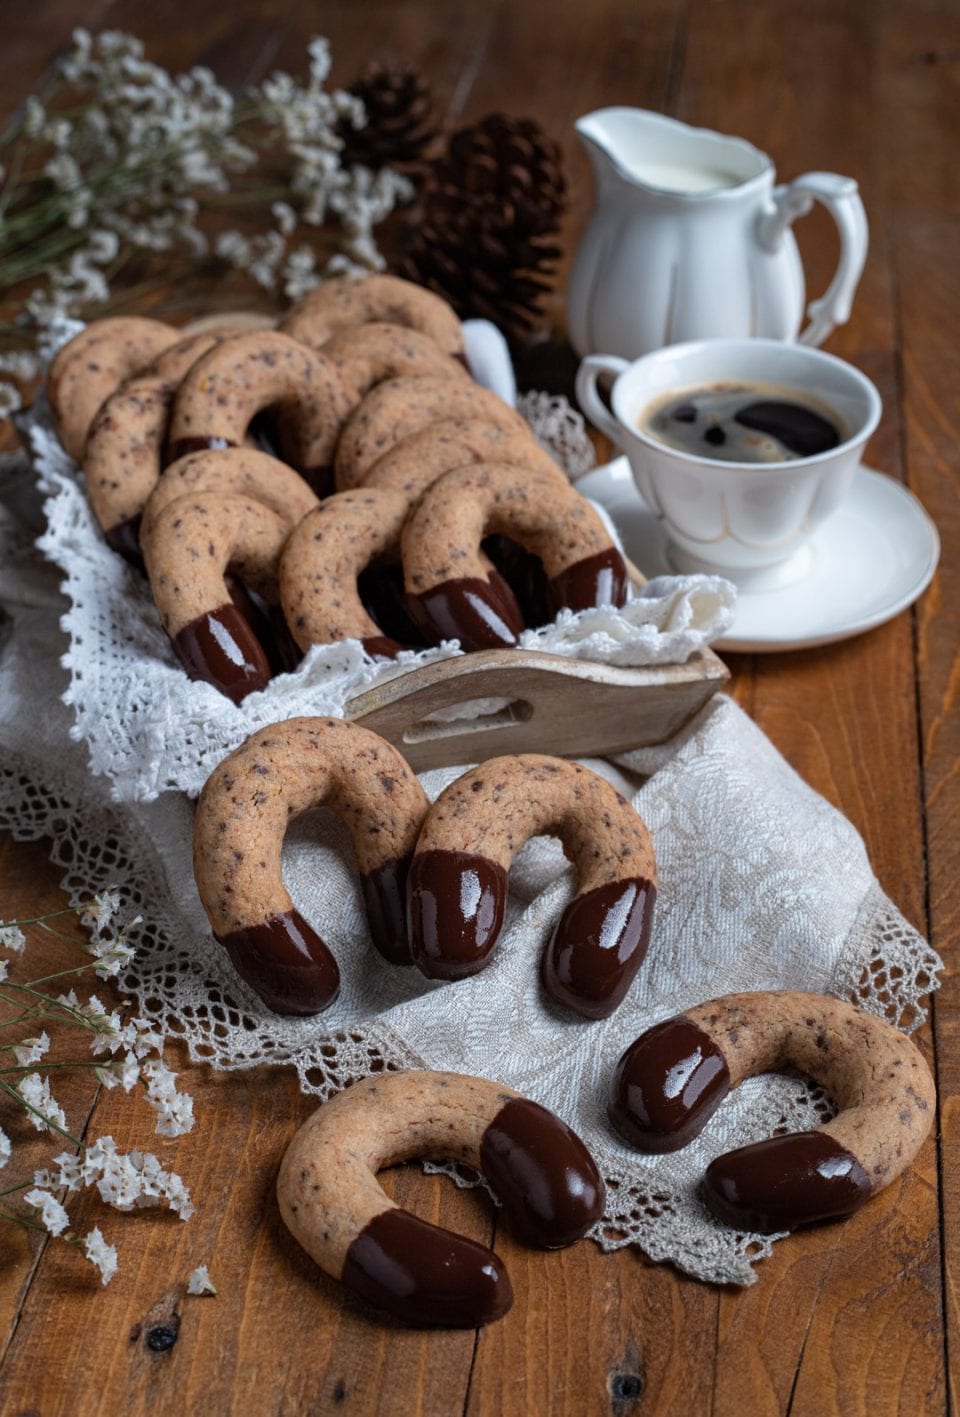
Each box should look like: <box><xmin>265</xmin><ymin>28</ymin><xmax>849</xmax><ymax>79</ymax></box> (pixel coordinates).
<box><xmin>142</xmin><ymin>492</ymin><xmax>289</xmax><ymax>703</ymax></box>
<box><xmin>408</xmin><ymin>754</ymin><xmax>657</xmax><ymax>1018</ymax></box>
<box><xmin>277</xmin><ymin>1070</ymin><xmax>604</xmax><ymax>1326</ymax></box>
<box><xmin>401</xmin><ymin>462</ymin><xmax>629</xmax><ymax>650</ymax></box>
<box><xmin>168</xmin><ymin>331</ymin><xmax>357</xmax><ymax>496</ymax></box>
<box><xmin>361</xmin><ymin>416</ymin><xmax>566</xmax><ymax>497</ymax></box>
<box><xmin>608</xmin><ymin>991</ymin><xmax>936</xmax><ymax>1232</ymax></box>
<box><xmin>141</xmin><ymin>446</ymin><xmax>318</xmax><ymax>546</ymax></box>
<box><xmin>82</xmin><ymin>331</ymin><xmax>262</xmax><ymax>562</ymax></box>
<box><xmin>280</xmin><ymin>274</ymin><xmax>464</xmax><ymax>358</ymax></box>
<box><xmin>193</xmin><ymin>717</ymin><xmax>430</xmax><ymax>1012</ymax></box>
<box><xmin>334</xmin><ymin>376</ymin><xmax>528</xmax><ymax>490</ymax></box>
<box><xmin>47</xmin><ymin>315</ymin><xmax>179</xmax><ymax>461</ymax></box>
<box><xmin>320</xmin><ymin>321</ymin><xmax>469</xmax><ymax>397</ymax></box>
<box><xmin>278</xmin><ymin>487</ymin><xmax>523</xmax><ymax>657</ymax></box>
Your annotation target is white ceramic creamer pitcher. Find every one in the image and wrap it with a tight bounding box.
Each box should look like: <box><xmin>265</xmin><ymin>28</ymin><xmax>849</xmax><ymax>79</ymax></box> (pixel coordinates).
<box><xmin>567</xmin><ymin>108</ymin><xmax>868</xmax><ymax>358</ymax></box>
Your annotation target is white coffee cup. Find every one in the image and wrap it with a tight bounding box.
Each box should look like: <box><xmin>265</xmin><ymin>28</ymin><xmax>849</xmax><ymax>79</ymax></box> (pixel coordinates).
<box><xmin>576</xmin><ymin>338</ymin><xmax>882</xmax><ymax>585</ymax></box>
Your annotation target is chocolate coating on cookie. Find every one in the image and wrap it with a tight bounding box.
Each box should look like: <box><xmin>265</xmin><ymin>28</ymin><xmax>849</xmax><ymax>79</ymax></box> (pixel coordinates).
<box><xmin>168</xmin><ymin>330</ymin><xmax>357</xmax><ymax>494</ymax></box>
<box><xmin>277</xmin><ymin>1070</ymin><xmax>603</xmax><ymax>1325</ymax></box>
<box><xmin>334</xmin><ymin>377</ymin><xmax>528</xmax><ymax>490</ymax></box>
<box><xmin>608</xmin><ymin>991</ymin><xmax>936</xmax><ymax>1232</ymax></box>
<box><xmin>48</xmin><ymin>316</ymin><xmax>180</xmax><ymax>462</ymax></box>
<box><xmin>278</xmin><ymin>485</ymin><xmax>520</xmax><ymax>656</ymax></box>
<box><xmin>193</xmin><ymin>717</ymin><xmax>430</xmax><ymax>1011</ymax></box>
<box><xmin>142</xmin><ymin>492</ymin><xmax>289</xmax><ymax>702</ymax></box>
<box><xmin>408</xmin><ymin>754</ymin><xmax>657</xmax><ymax>1018</ymax></box>
<box><xmin>280</xmin><ymin>274</ymin><xmax>464</xmax><ymax>358</ymax></box>
<box><xmin>401</xmin><ymin>462</ymin><xmax>629</xmax><ymax>650</ymax></box>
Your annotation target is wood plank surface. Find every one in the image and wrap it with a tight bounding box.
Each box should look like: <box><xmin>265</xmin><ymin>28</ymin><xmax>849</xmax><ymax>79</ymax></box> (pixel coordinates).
<box><xmin>0</xmin><ymin>1</ymin><xmax>956</xmax><ymax>1413</ymax></box>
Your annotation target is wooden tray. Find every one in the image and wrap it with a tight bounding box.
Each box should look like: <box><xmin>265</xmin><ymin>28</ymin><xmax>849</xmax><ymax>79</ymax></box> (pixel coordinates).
<box><xmin>347</xmin><ymin>646</ymin><xmax>729</xmax><ymax>771</ymax></box>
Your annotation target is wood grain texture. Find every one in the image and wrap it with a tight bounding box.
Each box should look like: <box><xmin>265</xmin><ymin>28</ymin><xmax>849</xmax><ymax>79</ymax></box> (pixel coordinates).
<box><xmin>0</xmin><ymin>0</ymin><xmax>957</xmax><ymax>1413</ymax></box>
<box><xmin>348</xmin><ymin>649</ymin><xmax>728</xmax><ymax>771</ymax></box>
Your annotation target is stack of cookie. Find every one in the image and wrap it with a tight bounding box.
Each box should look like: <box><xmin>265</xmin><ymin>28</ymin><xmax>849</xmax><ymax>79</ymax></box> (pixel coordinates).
<box><xmin>46</xmin><ymin>275</ymin><xmax>629</xmax><ymax>703</ymax></box>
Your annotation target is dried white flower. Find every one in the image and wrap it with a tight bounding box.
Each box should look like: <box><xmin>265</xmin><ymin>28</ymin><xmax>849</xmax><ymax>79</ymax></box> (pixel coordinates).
<box><xmin>0</xmin><ymin>959</ymin><xmax>8</xmax><ymax>983</ymax></box>
<box><xmin>81</xmin><ymin>888</ymin><xmax>122</xmax><ymax>934</ymax></box>
<box><xmin>272</xmin><ymin>201</ymin><xmax>297</xmax><ymax>236</ymax></box>
<box><xmin>23</xmin><ymin>95</ymin><xmax>45</xmax><ymax>137</ymax></box>
<box><xmin>83</xmin><ymin>1226</ymin><xmax>118</xmax><ymax>1285</ymax></box>
<box><xmin>151</xmin><ymin>1091</ymin><xmax>195</xmax><ymax>1139</ymax></box>
<box><xmin>187</xmin><ymin>1265</ymin><xmax>217</xmax><ymax>1296</ymax></box>
<box><xmin>49</xmin><ymin>1151</ymin><xmax>84</xmax><ymax>1192</ymax></box>
<box><xmin>24</xmin><ymin>1187</ymin><xmax>71</xmax><ymax>1237</ymax></box>
<box><xmin>76</xmin><ymin>1135</ymin><xmax>193</xmax><ymax>1218</ymax></box>
<box><xmin>0</xmin><ymin>1126</ymin><xmax>11</xmax><ymax>1168</ymax></box>
<box><xmin>12</xmin><ymin>1032</ymin><xmax>50</xmax><ymax>1067</ymax></box>
<box><xmin>83</xmin><ymin>995</ymin><xmax>123</xmax><ymax>1054</ymax></box>
<box><xmin>0</xmin><ymin>924</ymin><xmax>26</xmax><ymax>953</ymax></box>
<box><xmin>17</xmin><ymin>1074</ymin><xmax>67</xmax><ymax>1134</ymax></box>
<box><xmin>0</xmin><ymin>352</ymin><xmax>39</xmax><ymax>379</ymax></box>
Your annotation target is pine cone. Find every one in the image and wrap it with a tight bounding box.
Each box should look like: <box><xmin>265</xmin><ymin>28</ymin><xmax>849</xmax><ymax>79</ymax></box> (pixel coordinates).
<box><xmin>340</xmin><ymin>61</ymin><xmax>437</xmax><ymax>170</ymax></box>
<box><xmin>401</xmin><ymin>113</ymin><xmax>566</xmax><ymax>340</ymax></box>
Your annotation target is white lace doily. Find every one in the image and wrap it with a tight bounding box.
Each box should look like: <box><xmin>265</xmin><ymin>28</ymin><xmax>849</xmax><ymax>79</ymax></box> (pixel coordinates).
<box><xmin>0</xmin><ymin>318</ymin><xmax>941</xmax><ymax>1287</ymax></box>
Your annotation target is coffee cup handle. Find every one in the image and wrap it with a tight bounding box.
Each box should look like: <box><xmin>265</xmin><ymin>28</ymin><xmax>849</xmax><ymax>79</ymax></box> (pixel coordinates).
<box><xmin>758</xmin><ymin>172</ymin><xmax>869</xmax><ymax>348</ymax></box>
<box><xmin>575</xmin><ymin>354</ymin><xmax>631</xmax><ymax>448</ymax></box>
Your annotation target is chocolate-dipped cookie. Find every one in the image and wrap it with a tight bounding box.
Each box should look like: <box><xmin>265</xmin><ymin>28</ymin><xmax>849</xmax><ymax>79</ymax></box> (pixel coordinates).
<box><xmin>192</xmin><ymin>717</ymin><xmax>430</xmax><ymax>1012</ymax></box>
<box><xmin>608</xmin><ymin>990</ymin><xmax>936</xmax><ymax>1233</ymax></box>
<box><xmin>277</xmin><ymin>1069</ymin><xmax>604</xmax><ymax>1326</ymax></box>
<box><xmin>401</xmin><ymin>461</ymin><xmax>629</xmax><ymax>650</ymax></box>
<box><xmin>408</xmin><ymin>754</ymin><xmax>657</xmax><ymax>1018</ymax></box>
<box><xmin>142</xmin><ymin>491</ymin><xmax>289</xmax><ymax>703</ymax></box>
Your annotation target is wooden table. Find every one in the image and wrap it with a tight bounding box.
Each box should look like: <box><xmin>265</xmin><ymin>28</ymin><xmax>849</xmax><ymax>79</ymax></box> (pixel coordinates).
<box><xmin>1</xmin><ymin>1</ymin><xmax>957</xmax><ymax>1412</ymax></box>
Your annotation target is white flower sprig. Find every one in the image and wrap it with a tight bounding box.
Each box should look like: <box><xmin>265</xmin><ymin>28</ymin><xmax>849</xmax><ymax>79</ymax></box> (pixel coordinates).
<box><xmin>0</xmin><ymin>889</ymin><xmax>195</xmax><ymax>1286</ymax></box>
<box><xmin>0</xmin><ymin>28</ymin><xmax>414</xmax><ymax>416</ymax></box>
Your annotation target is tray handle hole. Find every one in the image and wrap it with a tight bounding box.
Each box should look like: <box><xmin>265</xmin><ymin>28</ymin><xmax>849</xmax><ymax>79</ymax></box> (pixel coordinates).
<box><xmin>402</xmin><ymin>697</ymin><xmax>534</xmax><ymax>744</ymax></box>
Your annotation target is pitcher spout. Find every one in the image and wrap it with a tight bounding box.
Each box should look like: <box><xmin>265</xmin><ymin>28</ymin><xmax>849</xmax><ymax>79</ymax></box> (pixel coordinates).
<box><xmin>575</xmin><ymin>107</ymin><xmax>770</xmax><ymax>198</ymax></box>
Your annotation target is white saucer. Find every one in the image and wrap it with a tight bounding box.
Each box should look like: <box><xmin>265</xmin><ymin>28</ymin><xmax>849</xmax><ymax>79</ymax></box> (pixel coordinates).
<box><xmin>579</xmin><ymin>457</ymin><xmax>940</xmax><ymax>653</ymax></box>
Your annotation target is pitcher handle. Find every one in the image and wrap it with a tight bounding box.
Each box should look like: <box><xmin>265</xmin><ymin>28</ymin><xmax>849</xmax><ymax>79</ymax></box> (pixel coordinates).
<box><xmin>757</xmin><ymin>171</ymin><xmax>869</xmax><ymax>347</ymax></box>
<box><xmin>575</xmin><ymin>354</ymin><xmax>631</xmax><ymax>446</ymax></box>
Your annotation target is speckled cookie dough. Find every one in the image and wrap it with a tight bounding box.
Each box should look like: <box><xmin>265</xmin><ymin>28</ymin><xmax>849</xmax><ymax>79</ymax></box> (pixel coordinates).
<box><xmin>193</xmin><ymin>716</ymin><xmax>431</xmax><ymax>1011</ymax></box>
<box><xmin>334</xmin><ymin>376</ymin><xmax>528</xmax><ymax>489</ymax></box>
<box><xmin>608</xmin><ymin>990</ymin><xmax>936</xmax><ymax>1233</ymax></box>
<box><xmin>320</xmin><ymin>321</ymin><xmax>469</xmax><ymax>397</ymax></box>
<box><xmin>401</xmin><ymin>461</ymin><xmax>629</xmax><ymax>649</ymax></box>
<box><xmin>48</xmin><ymin>315</ymin><xmax>180</xmax><ymax>462</ymax></box>
<box><xmin>168</xmin><ymin>330</ymin><xmax>358</xmax><ymax>496</ymax></box>
<box><xmin>142</xmin><ymin>491</ymin><xmax>289</xmax><ymax>704</ymax></box>
<box><xmin>141</xmin><ymin>446</ymin><xmax>318</xmax><ymax>546</ymax></box>
<box><xmin>279</xmin><ymin>487</ymin><xmax>415</xmax><ymax>658</ymax></box>
<box><xmin>82</xmin><ymin>375</ymin><xmax>174</xmax><ymax>562</ymax></box>
<box><xmin>142</xmin><ymin>330</ymin><xmax>229</xmax><ymax>383</ymax></box>
<box><xmin>360</xmin><ymin>415</ymin><xmax>567</xmax><ymax>497</ymax></box>
<box><xmin>280</xmin><ymin>274</ymin><xmax>464</xmax><ymax>358</ymax></box>
<box><xmin>277</xmin><ymin>1069</ymin><xmax>604</xmax><ymax>1327</ymax></box>
<box><xmin>408</xmin><ymin>754</ymin><xmax>657</xmax><ymax>1018</ymax></box>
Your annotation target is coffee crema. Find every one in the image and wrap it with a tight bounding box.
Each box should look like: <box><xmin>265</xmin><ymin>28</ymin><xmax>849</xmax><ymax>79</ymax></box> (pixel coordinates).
<box><xmin>640</xmin><ymin>381</ymin><xmax>843</xmax><ymax>463</ymax></box>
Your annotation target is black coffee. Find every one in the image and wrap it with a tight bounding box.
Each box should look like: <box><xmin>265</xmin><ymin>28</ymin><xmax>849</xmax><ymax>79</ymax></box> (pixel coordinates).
<box><xmin>641</xmin><ymin>382</ymin><xmax>843</xmax><ymax>463</ymax></box>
